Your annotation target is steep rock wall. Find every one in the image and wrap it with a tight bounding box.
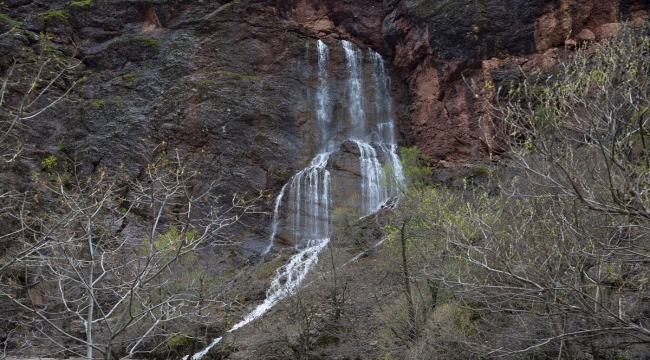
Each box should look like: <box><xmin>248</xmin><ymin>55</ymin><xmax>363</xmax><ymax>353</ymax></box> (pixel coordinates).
<box><xmin>1</xmin><ymin>0</ymin><xmax>330</xmax><ymax>252</ymax></box>
<box><xmin>386</xmin><ymin>0</ymin><xmax>650</xmax><ymax>163</ymax></box>
<box><xmin>1</xmin><ymin>0</ymin><xmax>649</xmax><ymax>250</ymax></box>
<box><xmin>205</xmin><ymin>0</ymin><xmax>649</xmax><ymax>172</ymax></box>
<box><xmin>257</xmin><ymin>0</ymin><xmax>649</xmax><ymax>163</ymax></box>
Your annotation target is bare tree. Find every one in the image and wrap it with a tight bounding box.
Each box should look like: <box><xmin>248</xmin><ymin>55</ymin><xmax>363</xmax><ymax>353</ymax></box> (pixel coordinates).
<box><xmin>0</xmin><ymin>50</ymin><xmax>83</xmax><ymax>166</ymax></box>
<box><xmin>0</xmin><ymin>46</ymin><xmax>84</xmax><ymax>268</ymax></box>
<box><xmin>0</xmin><ymin>147</ymin><xmax>263</xmax><ymax>359</ymax></box>
<box><xmin>495</xmin><ymin>26</ymin><xmax>650</xmax><ymax>219</ymax></box>
<box><xmin>0</xmin><ymin>31</ymin><xmax>266</xmax><ymax>358</ymax></box>
<box><xmin>431</xmin><ymin>24</ymin><xmax>650</xmax><ymax>358</ymax></box>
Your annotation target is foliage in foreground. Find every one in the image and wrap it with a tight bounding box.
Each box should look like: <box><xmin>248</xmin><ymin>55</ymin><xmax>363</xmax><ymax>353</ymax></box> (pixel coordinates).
<box><xmin>0</xmin><ymin>146</ymin><xmax>262</xmax><ymax>359</ymax></box>
<box><xmin>0</xmin><ymin>29</ymin><xmax>263</xmax><ymax>359</ymax></box>
<box><xmin>382</xmin><ymin>24</ymin><xmax>650</xmax><ymax>359</ymax></box>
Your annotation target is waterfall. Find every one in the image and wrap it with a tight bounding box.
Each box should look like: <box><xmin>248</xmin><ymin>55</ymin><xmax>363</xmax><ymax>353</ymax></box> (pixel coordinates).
<box><xmin>264</xmin><ymin>183</ymin><xmax>287</xmax><ymax>255</ymax></box>
<box><xmin>354</xmin><ymin>140</ymin><xmax>387</xmax><ymax>215</ymax></box>
<box><xmin>379</xmin><ymin>143</ymin><xmax>405</xmax><ymax>195</ymax></box>
<box><xmin>232</xmin><ymin>238</ymin><xmax>329</xmax><ymax>332</ymax></box>
<box><xmin>316</xmin><ymin>40</ymin><xmax>333</xmax><ymax>150</ymax></box>
<box><xmin>263</xmin><ymin>41</ymin><xmax>332</xmax><ymax>256</ymax></box>
<box><xmin>188</xmin><ymin>39</ymin><xmax>403</xmax><ymax>359</ymax></box>
<box><xmin>343</xmin><ymin>40</ymin><xmax>366</xmax><ymax>140</ymax></box>
<box><xmin>287</xmin><ymin>153</ymin><xmax>331</xmax><ymax>247</ymax></box>
<box><xmin>344</xmin><ymin>43</ymin><xmax>404</xmax><ymax>215</ymax></box>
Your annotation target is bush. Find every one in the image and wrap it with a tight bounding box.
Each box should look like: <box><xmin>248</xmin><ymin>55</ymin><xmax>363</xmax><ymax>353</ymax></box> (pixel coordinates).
<box><xmin>388</xmin><ymin>23</ymin><xmax>650</xmax><ymax>359</ymax></box>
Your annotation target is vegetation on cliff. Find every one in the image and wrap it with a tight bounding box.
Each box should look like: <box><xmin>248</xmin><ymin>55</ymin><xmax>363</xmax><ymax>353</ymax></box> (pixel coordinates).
<box><xmin>1</xmin><ymin>0</ymin><xmax>649</xmax><ymax>358</ymax></box>
<box><xmin>0</xmin><ymin>25</ymin><xmax>264</xmax><ymax>358</ymax></box>
<box><xmin>205</xmin><ymin>24</ymin><xmax>650</xmax><ymax>360</ymax></box>
<box><xmin>367</xmin><ymin>24</ymin><xmax>650</xmax><ymax>359</ymax></box>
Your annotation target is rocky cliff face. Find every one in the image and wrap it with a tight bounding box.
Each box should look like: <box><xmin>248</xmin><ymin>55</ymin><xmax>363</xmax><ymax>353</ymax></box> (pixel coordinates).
<box><xmin>2</xmin><ymin>0</ymin><xmax>329</xmax><ymax>252</ymax></box>
<box><xmin>383</xmin><ymin>0</ymin><xmax>650</xmax><ymax>163</ymax></box>
<box><xmin>1</xmin><ymin>0</ymin><xmax>648</xmax><ymax>249</ymax></box>
<box><xmin>249</xmin><ymin>0</ymin><xmax>649</xmax><ymax>163</ymax></box>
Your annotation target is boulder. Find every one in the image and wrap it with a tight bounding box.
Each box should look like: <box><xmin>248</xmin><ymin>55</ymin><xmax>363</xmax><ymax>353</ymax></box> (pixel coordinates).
<box><xmin>594</xmin><ymin>23</ymin><xmax>623</xmax><ymax>41</ymax></box>
<box><xmin>565</xmin><ymin>38</ymin><xmax>577</xmax><ymax>50</ymax></box>
<box><xmin>575</xmin><ymin>29</ymin><xmax>596</xmax><ymax>44</ymax></box>
<box><xmin>339</xmin><ymin>140</ymin><xmax>361</xmax><ymax>156</ymax></box>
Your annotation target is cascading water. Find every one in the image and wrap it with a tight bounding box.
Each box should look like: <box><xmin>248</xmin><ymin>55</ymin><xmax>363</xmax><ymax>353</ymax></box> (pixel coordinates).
<box><xmin>264</xmin><ymin>40</ymin><xmax>333</xmax><ymax>255</ymax></box>
<box><xmin>316</xmin><ymin>40</ymin><xmax>333</xmax><ymax>151</ymax></box>
<box><xmin>370</xmin><ymin>50</ymin><xmax>395</xmax><ymax>144</ymax></box>
<box><xmin>188</xmin><ymin>39</ymin><xmax>403</xmax><ymax>359</ymax></box>
<box><xmin>354</xmin><ymin>140</ymin><xmax>388</xmax><ymax>215</ymax></box>
<box><xmin>264</xmin><ymin>183</ymin><xmax>287</xmax><ymax>255</ymax></box>
<box><xmin>344</xmin><ymin>42</ymin><xmax>404</xmax><ymax>216</ymax></box>
<box><xmin>288</xmin><ymin>153</ymin><xmax>331</xmax><ymax>247</ymax></box>
<box><xmin>369</xmin><ymin>50</ymin><xmax>405</xmax><ymax>197</ymax></box>
<box><xmin>343</xmin><ymin>41</ymin><xmax>366</xmax><ymax>140</ymax></box>
<box><xmin>379</xmin><ymin>143</ymin><xmax>405</xmax><ymax>196</ymax></box>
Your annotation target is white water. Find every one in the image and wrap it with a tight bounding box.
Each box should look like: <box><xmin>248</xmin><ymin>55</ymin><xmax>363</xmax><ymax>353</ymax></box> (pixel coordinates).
<box><xmin>345</xmin><ymin>44</ymin><xmax>404</xmax><ymax>215</ymax></box>
<box><xmin>287</xmin><ymin>153</ymin><xmax>331</xmax><ymax>248</ymax></box>
<box><xmin>264</xmin><ymin>183</ymin><xmax>288</xmax><ymax>255</ymax></box>
<box><xmin>354</xmin><ymin>140</ymin><xmax>387</xmax><ymax>215</ymax></box>
<box><xmin>189</xmin><ymin>39</ymin><xmax>403</xmax><ymax>359</ymax></box>
<box><xmin>316</xmin><ymin>40</ymin><xmax>333</xmax><ymax>151</ymax></box>
<box><xmin>232</xmin><ymin>238</ymin><xmax>329</xmax><ymax>332</ymax></box>
<box><xmin>343</xmin><ymin>40</ymin><xmax>366</xmax><ymax>140</ymax></box>
<box><xmin>370</xmin><ymin>50</ymin><xmax>394</xmax><ymax>144</ymax></box>
<box><xmin>186</xmin><ymin>238</ymin><xmax>330</xmax><ymax>359</ymax></box>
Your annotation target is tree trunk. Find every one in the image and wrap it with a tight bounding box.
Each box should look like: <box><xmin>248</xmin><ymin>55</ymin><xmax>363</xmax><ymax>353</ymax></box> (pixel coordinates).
<box><xmin>86</xmin><ymin>217</ymin><xmax>94</xmax><ymax>360</ymax></box>
<box><xmin>400</xmin><ymin>220</ymin><xmax>417</xmax><ymax>341</ymax></box>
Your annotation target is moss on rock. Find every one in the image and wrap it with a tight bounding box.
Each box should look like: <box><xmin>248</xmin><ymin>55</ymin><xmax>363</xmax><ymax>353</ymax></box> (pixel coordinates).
<box><xmin>39</xmin><ymin>10</ymin><xmax>69</xmax><ymax>22</ymax></box>
<box><xmin>69</xmin><ymin>0</ymin><xmax>91</xmax><ymax>7</ymax></box>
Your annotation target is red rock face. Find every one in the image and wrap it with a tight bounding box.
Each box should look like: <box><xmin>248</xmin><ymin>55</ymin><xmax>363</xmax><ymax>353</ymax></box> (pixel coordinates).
<box><xmin>388</xmin><ymin>0</ymin><xmax>649</xmax><ymax>164</ymax></box>
<box><xmin>5</xmin><ymin>0</ymin><xmax>645</xmax><ymax>178</ymax></box>
<box><xmin>261</xmin><ymin>0</ymin><xmax>649</xmax><ymax>164</ymax></box>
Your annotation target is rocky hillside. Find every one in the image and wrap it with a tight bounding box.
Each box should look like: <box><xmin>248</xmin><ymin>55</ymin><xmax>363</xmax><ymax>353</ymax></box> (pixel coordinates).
<box><xmin>1</xmin><ymin>0</ymin><xmax>649</xmax><ymax>358</ymax></box>
<box><xmin>2</xmin><ymin>0</ymin><xmax>647</xmax><ymax>206</ymax></box>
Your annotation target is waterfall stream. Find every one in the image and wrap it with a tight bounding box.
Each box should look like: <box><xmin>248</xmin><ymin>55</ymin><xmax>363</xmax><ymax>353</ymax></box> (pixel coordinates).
<box><xmin>187</xmin><ymin>39</ymin><xmax>403</xmax><ymax>359</ymax></box>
